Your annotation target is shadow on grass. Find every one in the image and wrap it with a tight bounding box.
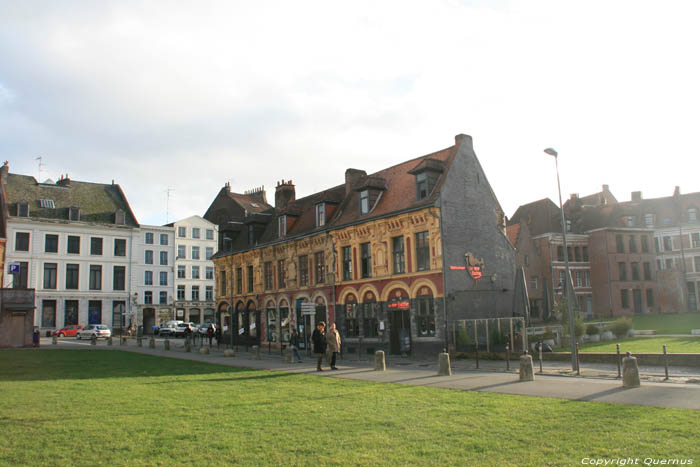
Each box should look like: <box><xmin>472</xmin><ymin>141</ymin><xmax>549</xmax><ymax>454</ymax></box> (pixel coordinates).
<box><xmin>0</xmin><ymin>349</ymin><xmax>253</xmax><ymax>382</ymax></box>
<box><xmin>142</xmin><ymin>372</ymin><xmax>296</xmax><ymax>385</ymax></box>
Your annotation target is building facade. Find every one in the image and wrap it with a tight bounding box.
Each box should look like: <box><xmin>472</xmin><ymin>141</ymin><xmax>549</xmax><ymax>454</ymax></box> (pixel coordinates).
<box><xmin>132</xmin><ymin>224</ymin><xmax>175</xmax><ymax>333</ymax></box>
<box><xmin>212</xmin><ymin>134</ymin><xmax>518</xmax><ymax>356</ymax></box>
<box><xmin>171</xmin><ymin>216</ymin><xmax>218</xmax><ymax>325</ymax></box>
<box><xmin>3</xmin><ymin>169</ymin><xmax>139</xmax><ymax>333</ymax></box>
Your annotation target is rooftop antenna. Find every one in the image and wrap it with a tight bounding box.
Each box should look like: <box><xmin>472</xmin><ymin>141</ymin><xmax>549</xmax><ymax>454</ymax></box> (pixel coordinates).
<box><xmin>165</xmin><ymin>187</ymin><xmax>175</xmax><ymax>224</ymax></box>
<box><xmin>35</xmin><ymin>156</ymin><xmax>46</xmax><ymax>181</ymax></box>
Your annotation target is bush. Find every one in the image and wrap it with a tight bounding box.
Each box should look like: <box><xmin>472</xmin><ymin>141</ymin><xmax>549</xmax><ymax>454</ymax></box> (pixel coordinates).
<box><xmin>457</xmin><ymin>326</ymin><xmax>471</xmax><ymax>347</ymax></box>
<box><xmin>573</xmin><ymin>318</ymin><xmax>585</xmax><ymax>338</ymax></box>
<box><xmin>586</xmin><ymin>324</ymin><xmax>600</xmax><ymax>336</ymax></box>
<box><xmin>611</xmin><ymin>318</ymin><xmax>633</xmax><ymax>338</ymax></box>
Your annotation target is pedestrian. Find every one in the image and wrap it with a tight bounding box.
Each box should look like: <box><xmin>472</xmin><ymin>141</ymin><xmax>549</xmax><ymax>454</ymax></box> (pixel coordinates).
<box><xmin>289</xmin><ymin>328</ymin><xmax>303</xmax><ymax>363</ymax></box>
<box><xmin>325</xmin><ymin>323</ymin><xmax>341</xmax><ymax>370</ymax></box>
<box><xmin>207</xmin><ymin>324</ymin><xmax>214</xmax><ymax>348</ymax></box>
<box><xmin>215</xmin><ymin>326</ymin><xmax>222</xmax><ymax>349</ymax></box>
<box><xmin>311</xmin><ymin>321</ymin><xmax>326</xmax><ymax>371</ymax></box>
<box><xmin>32</xmin><ymin>327</ymin><xmax>40</xmax><ymax>348</ymax></box>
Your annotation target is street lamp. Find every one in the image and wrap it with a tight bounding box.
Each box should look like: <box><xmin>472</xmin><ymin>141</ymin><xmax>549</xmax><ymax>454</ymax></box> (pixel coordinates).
<box><xmin>544</xmin><ymin>147</ymin><xmax>579</xmax><ymax>372</ymax></box>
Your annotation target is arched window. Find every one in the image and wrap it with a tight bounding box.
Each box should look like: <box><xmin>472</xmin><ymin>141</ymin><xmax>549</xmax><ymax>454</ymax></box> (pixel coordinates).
<box><xmin>279</xmin><ymin>299</ymin><xmax>290</xmax><ymax>342</ymax></box>
<box><xmin>344</xmin><ymin>294</ymin><xmax>359</xmax><ymax>337</ymax></box>
<box><xmin>415</xmin><ymin>288</ymin><xmax>435</xmax><ymax>337</ymax></box>
<box><xmin>247</xmin><ymin>301</ymin><xmax>257</xmax><ymax>338</ymax></box>
<box><xmin>363</xmin><ymin>291</ymin><xmax>379</xmax><ymax>338</ymax></box>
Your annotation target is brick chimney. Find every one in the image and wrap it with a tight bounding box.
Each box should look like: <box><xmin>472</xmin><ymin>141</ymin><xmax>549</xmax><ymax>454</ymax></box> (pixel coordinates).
<box><xmin>673</xmin><ymin>186</ymin><xmax>681</xmax><ymax>197</ymax></box>
<box><xmin>275</xmin><ymin>180</ymin><xmax>295</xmax><ymax>210</ymax></box>
<box><xmin>631</xmin><ymin>191</ymin><xmax>642</xmax><ymax>202</ymax></box>
<box><xmin>56</xmin><ymin>174</ymin><xmax>71</xmax><ymax>186</ymax></box>
<box><xmin>0</xmin><ymin>161</ymin><xmax>8</xmax><ymax>187</ymax></box>
<box><xmin>244</xmin><ymin>186</ymin><xmax>267</xmax><ymax>205</ymax></box>
<box><xmin>345</xmin><ymin>169</ymin><xmax>367</xmax><ymax>196</ymax></box>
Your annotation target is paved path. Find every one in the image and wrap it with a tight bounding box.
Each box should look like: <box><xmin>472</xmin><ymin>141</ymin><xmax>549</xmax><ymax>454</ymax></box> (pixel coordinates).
<box><xmin>42</xmin><ymin>337</ymin><xmax>700</xmax><ymax>410</ymax></box>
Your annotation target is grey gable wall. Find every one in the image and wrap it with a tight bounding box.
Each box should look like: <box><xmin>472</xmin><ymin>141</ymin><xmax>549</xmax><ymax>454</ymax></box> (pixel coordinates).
<box><xmin>439</xmin><ymin>135</ymin><xmax>516</xmax><ymax>321</ymax></box>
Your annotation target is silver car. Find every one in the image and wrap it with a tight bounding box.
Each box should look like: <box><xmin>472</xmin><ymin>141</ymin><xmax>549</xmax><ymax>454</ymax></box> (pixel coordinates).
<box><xmin>77</xmin><ymin>324</ymin><xmax>111</xmax><ymax>340</ymax></box>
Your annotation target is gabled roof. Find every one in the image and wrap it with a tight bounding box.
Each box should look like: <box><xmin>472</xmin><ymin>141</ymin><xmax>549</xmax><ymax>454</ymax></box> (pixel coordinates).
<box><xmin>218</xmin><ymin>141</ymin><xmax>460</xmax><ymax>255</ymax></box>
<box><xmin>5</xmin><ymin>173</ymin><xmax>139</xmax><ymax>226</ymax></box>
<box><xmin>508</xmin><ymin>198</ymin><xmax>560</xmax><ymax>236</ymax></box>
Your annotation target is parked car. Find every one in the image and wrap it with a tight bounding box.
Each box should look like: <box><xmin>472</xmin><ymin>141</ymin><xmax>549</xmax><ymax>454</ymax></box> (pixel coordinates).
<box><xmin>198</xmin><ymin>324</ymin><xmax>216</xmax><ymax>335</ymax></box>
<box><xmin>77</xmin><ymin>324</ymin><xmax>111</xmax><ymax>340</ymax></box>
<box><xmin>174</xmin><ymin>322</ymin><xmax>197</xmax><ymax>337</ymax></box>
<box><xmin>158</xmin><ymin>324</ymin><xmax>178</xmax><ymax>337</ymax></box>
<box><xmin>534</xmin><ymin>341</ymin><xmax>553</xmax><ymax>353</ymax></box>
<box><xmin>53</xmin><ymin>325</ymin><xmax>84</xmax><ymax>337</ymax></box>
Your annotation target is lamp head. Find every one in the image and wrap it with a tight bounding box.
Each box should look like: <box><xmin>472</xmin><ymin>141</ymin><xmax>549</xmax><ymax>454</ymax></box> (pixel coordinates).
<box><xmin>544</xmin><ymin>148</ymin><xmax>558</xmax><ymax>157</ymax></box>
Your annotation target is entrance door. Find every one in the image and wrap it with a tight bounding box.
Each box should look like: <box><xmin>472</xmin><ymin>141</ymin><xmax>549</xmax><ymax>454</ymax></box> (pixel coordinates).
<box><xmin>389</xmin><ymin>308</ymin><xmax>411</xmax><ymax>355</ymax></box>
<box><xmin>633</xmin><ymin>289</ymin><xmax>643</xmax><ymax>314</ymax></box>
<box><xmin>10</xmin><ymin>313</ymin><xmax>25</xmax><ymax>347</ymax></box>
<box><xmin>143</xmin><ymin>309</ymin><xmax>155</xmax><ymax>334</ymax></box>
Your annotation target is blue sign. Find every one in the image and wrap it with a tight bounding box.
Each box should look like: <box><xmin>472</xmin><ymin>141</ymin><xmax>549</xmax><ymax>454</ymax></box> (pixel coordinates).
<box><xmin>9</xmin><ymin>263</ymin><xmax>20</xmax><ymax>274</ymax></box>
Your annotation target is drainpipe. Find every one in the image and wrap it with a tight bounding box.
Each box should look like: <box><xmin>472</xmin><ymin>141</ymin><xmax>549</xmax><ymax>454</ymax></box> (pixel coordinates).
<box><xmin>429</xmin><ymin>202</ymin><xmax>449</xmax><ymax>353</ymax></box>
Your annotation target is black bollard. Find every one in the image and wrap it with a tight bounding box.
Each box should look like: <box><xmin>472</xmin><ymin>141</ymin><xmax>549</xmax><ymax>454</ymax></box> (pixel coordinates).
<box><xmin>505</xmin><ymin>343</ymin><xmax>510</xmax><ymax>371</ymax></box>
<box><xmin>538</xmin><ymin>344</ymin><xmax>543</xmax><ymax>374</ymax></box>
<box><xmin>575</xmin><ymin>342</ymin><xmax>581</xmax><ymax>376</ymax></box>
<box><xmin>616</xmin><ymin>344</ymin><xmax>621</xmax><ymax>379</ymax></box>
<box><xmin>663</xmin><ymin>344</ymin><xmax>669</xmax><ymax>381</ymax></box>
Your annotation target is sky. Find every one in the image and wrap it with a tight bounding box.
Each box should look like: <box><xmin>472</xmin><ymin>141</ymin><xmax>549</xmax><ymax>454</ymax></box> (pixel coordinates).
<box><xmin>1</xmin><ymin>0</ymin><xmax>699</xmax><ymax>226</ymax></box>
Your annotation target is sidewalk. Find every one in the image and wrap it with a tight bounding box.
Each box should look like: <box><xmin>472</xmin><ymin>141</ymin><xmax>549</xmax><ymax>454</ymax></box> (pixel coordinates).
<box><xmin>43</xmin><ymin>337</ymin><xmax>700</xmax><ymax>410</ymax></box>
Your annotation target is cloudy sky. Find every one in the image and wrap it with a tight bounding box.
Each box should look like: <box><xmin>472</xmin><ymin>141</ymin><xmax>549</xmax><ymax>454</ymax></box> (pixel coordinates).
<box><xmin>1</xmin><ymin>1</ymin><xmax>699</xmax><ymax>225</ymax></box>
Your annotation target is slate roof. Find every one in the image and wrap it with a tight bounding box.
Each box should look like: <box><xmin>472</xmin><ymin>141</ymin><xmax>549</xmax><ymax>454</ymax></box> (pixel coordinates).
<box><xmin>5</xmin><ymin>174</ymin><xmax>139</xmax><ymax>226</ymax></box>
<box><xmin>218</xmin><ymin>143</ymin><xmax>459</xmax><ymax>255</ymax></box>
<box><xmin>507</xmin><ymin>198</ymin><xmax>560</xmax><ymax>236</ymax></box>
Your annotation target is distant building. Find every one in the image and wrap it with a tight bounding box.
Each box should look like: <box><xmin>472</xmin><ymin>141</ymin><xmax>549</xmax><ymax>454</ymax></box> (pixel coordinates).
<box><xmin>169</xmin><ymin>216</ymin><xmax>218</xmax><ymax>326</ymax></box>
<box><xmin>132</xmin><ymin>224</ymin><xmax>175</xmax><ymax>333</ymax></box>
<box><xmin>3</xmin><ymin>166</ymin><xmax>139</xmax><ymax>333</ymax></box>
<box><xmin>210</xmin><ymin>134</ymin><xmax>519</xmax><ymax>356</ymax></box>
<box><xmin>508</xmin><ymin>186</ymin><xmax>700</xmax><ymax>319</ymax></box>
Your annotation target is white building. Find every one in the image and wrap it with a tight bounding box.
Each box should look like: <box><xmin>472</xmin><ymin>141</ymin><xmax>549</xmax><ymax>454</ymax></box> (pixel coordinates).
<box><xmin>132</xmin><ymin>224</ymin><xmax>175</xmax><ymax>333</ymax></box>
<box><xmin>169</xmin><ymin>215</ymin><xmax>218</xmax><ymax>325</ymax></box>
<box><xmin>3</xmin><ymin>168</ymin><xmax>140</xmax><ymax>333</ymax></box>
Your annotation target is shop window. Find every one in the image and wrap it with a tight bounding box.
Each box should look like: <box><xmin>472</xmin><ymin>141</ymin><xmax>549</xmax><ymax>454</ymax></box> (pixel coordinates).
<box><xmin>64</xmin><ymin>300</ymin><xmax>79</xmax><ymax>325</ymax></box>
<box><xmin>266</xmin><ymin>304</ymin><xmax>278</xmax><ymax>343</ymax></box>
<box><xmin>363</xmin><ymin>302</ymin><xmax>379</xmax><ymax>338</ymax></box>
<box><xmin>345</xmin><ymin>302</ymin><xmax>359</xmax><ymax>337</ymax></box>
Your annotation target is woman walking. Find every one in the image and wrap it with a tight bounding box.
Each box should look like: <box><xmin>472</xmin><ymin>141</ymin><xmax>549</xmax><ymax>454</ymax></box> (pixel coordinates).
<box><xmin>325</xmin><ymin>323</ymin><xmax>341</xmax><ymax>370</ymax></box>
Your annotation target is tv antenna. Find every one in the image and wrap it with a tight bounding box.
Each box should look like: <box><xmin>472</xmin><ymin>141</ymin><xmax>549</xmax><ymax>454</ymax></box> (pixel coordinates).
<box><xmin>165</xmin><ymin>187</ymin><xmax>175</xmax><ymax>224</ymax></box>
<box><xmin>35</xmin><ymin>156</ymin><xmax>46</xmax><ymax>181</ymax></box>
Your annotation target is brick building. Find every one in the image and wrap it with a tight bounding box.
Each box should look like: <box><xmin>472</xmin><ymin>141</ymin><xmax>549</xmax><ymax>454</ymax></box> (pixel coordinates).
<box><xmin>211</xmin><ymin>134</ymin><xmax>519</xmax><ymax>356</ymax></box>
<box><xmin>508</xmin><ymin>185</ymin><xmax>700</xmax><ymax>319</ymax></box>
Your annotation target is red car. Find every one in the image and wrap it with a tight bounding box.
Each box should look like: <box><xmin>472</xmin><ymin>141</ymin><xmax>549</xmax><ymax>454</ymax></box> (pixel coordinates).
<box><xmin>53</xmin><ymin>325</ymin><xmax>84</xmax><ymax>337</ymax></box>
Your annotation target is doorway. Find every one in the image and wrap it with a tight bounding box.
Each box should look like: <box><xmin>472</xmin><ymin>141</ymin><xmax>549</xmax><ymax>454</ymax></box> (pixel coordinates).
<box><xmin>389</xmin><ymin>299</ymin><xmax>411</xmax><ymax>355</ymax></box>
<box><xmin>143</xmin><ymin>308</ymin><xmax>155</xmax><ymax>334</ymax></box>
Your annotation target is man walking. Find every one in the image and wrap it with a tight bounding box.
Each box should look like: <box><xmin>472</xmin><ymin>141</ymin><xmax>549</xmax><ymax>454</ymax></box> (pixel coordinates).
<box><xmin>312</xmin><ymin>322</ymin><xmax>326</xmax><ymax>371</ymax></box>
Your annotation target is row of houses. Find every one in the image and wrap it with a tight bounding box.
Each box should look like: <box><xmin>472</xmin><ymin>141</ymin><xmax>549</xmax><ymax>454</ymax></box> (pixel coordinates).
<box><xmin>507</xmin><ymin>186</ymin><xmax>700</xmax><ymax>319</ymax></box>
<box><xmin>2</xmin><ymin>133</ymin><xmax>698</xmax><ymax>350</ymax></box>
<box><xmin>0</xmin><ymin>162</ymin><xmax>218</xmax><ymax>339</ymax></box>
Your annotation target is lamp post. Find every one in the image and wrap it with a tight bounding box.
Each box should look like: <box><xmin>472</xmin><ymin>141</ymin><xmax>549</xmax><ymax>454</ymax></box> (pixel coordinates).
<box><xmin>544</xmin><ymin>147</ymin><xmax>578</xmax><ymax>372</ymax></box>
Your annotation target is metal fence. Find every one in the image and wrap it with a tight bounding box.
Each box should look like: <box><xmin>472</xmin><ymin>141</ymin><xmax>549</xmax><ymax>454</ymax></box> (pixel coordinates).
<box><xmin>449</xmin><ymin>317</ymin><xmax>527</xmax><ymax>354</ymax></box>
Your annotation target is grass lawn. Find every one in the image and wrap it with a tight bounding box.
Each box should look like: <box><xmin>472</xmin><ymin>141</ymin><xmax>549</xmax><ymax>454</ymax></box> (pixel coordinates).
<box><xmin>1</xmin><ymin>350</ymin><xmax>699</xmax><ymax>466</ymax></box>
<box><xmin>588</xmin><ymin>312</ymin><xmax>700</xmax><ymax>334</ymax></box>
<box><xmin>567</xmin><ymin>336</ymin><xmax>700</xmax><ymax>354</ymax></box>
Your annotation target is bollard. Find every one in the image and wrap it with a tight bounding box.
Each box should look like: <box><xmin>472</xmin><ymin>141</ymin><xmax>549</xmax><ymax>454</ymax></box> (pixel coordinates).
<box><xmin>538</xmin><ymin>344</ymin><xmax>543</xmax><ymax>374</ymax></box>
<box><xmin>137</xmin><ymin>337</ymin><xmax>143</xmax><ymax>347</ymax></box>
<box><xmin>475</xmin><ymin>345</ymin><xmax>479</xmax><ymax>369</ymax></box>
<box><xmin>184</xmin><ymin>341</ymin><xmax>191</xmax><ymax>353</ymax></box>
<box><xmin>107</xmin><ymin>337</ymin><xmax>113</xmax><ymax>346</ymax></box>
<box><xmin>199</xmin><ymin>347</ymin><xmax>210</xmax><ymax>355</ymax></box>
<box><xmin>616</xmin><ymin>344</ymin><xmax>621</xmax><ymax>379</ymax></box>
<box><xmin>149</xmin><ymin>337</ymin><xmax>155</xmax><ymax>349</ymax></box>
<box><xmin>438</xmin><ymin>352</ymin><xmax>452</xmax><ymax>376</ymax></box>
<box><xmin>663</xmin><ymin>344</ymin><xmax>669</xmax><ymax>381</ymax></box>
<box><xmin>505</xmin><ymin>343</ymin><xmax>510</xmax><ymax>371</ymax></box>
<box><xmin>164</xmin><ymin>339</ymin><xmax>170</xmax><ymax>351</ymax></box>
<box><xmin>519</xmin><ymin>351</ymin><xmax>535</xmax><ymax>381</ymax></box>
<box><xmin>121</xmin><ymin>337</ymin><xmax>127</xmax><ymax>345</ymax></box>
<box><xmin>224</xmin><ymin>349</ymin><xmax>235</xmax><ymax>357</ymax></box>
<box><xmin>284</xmin><ymin>348</ymin><xmax>293</xmax><ymax>363</ymax></box>
<box><xmin>252</xmin><ymin>345</ymin><xmax>261</xmax><ymax>360</ymax></box>
<box><xmin>622</xmin><ymin>352</ymin><xmax>641</xmax><ymax>388</ymax></box>
<box><xmin>91</xmin><ymin>335</ymin><xmax>97</xmax><ymax>346</ymax></box>
<box><xmin>374</xmin><ymin>350</ymin><xmax>386</xmax><ymax>372</ymax></box>
<box><xmin>575</xmin><ymin>342</ymin><xmax>581</xmax><ymax>376</ymax></box>
<box><xmin>52</xmin><ymin>335</ymin><xmax>58</xmax><ymax>345</ymax></box>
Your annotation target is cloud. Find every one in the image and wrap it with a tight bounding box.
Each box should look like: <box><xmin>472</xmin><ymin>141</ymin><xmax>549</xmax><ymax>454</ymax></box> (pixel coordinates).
<box><xmin>1</xmin><ymin>0</ymin><xmax>699</xmax><ymax>225</ymax></box>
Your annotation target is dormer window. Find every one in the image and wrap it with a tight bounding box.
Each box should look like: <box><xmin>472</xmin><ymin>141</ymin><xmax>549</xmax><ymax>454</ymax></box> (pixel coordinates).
<box><xmin>69</xmin><ymin>206</ymin><xmax>81</xmax><ymax>221</ymax></box>
<box><xmin>115</xmin><ymin>209</ymin><xmax>126</xmax><ymax>225</ymax></box>
<box><xmin>360</xmin><ymin>191</ymin><xmax>369</xmax><ymax>215</ymax></box>
<box><xmin>408</xmin><ymin>157</ymin><xmax>444</xmax><ymax>201</ymax></box>
<box><xmin>644</xmin><ymin>213</ymin><xmax>655</xmax><ymax>226</ymax></box>
<box><xmin>316</xmin><ymin>203</ymin><xmax>326</xmax><ymax>227</ymax></box>
<box><xmin>416</xmin><ymin>173</ymin><xmax>428</xmax><ymax>200</ymax></box>
<box><xmin>18</xmin><ymin>201</ymin><xmax>29</xmax><ymax>217</ymax></box>
<box><xmin>689</xmin><ymin>208</ymin><xmax>697</xmax><ymax>223</ymax></box>
<box><xmin>278</xmin><ymin>215</ymin><xmax>287</xmax><ymax>237</ymax></box>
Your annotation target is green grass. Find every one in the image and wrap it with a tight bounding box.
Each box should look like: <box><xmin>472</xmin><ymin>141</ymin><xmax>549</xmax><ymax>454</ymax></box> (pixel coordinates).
<box><xmin>587</xmin><ymin>312</ymin><xmax>700</xmax><ymax>334</ymax></box>
<box><xmin>1</xmin><ymin>350</ymin><xmax>699</xmax><ymax>466</ymax></box>
<box><xmin>565</xmin><ymin>337</ymin><xmax>700</xmax><ymax>354</ymax></box>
